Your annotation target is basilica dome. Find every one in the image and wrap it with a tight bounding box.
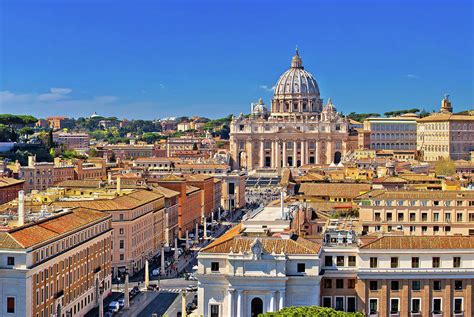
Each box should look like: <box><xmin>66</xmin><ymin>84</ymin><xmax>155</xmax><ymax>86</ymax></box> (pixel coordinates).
<box><xmin>271</xmin><ymin>48</ymin><xmax>323</xmax><ymax>114</ymax></box>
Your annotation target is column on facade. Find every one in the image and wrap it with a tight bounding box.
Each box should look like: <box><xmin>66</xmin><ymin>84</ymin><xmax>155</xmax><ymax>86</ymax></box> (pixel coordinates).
<box><xmin>269</xmin><ymin>291</ymin><xmax>276</xmax><ymax>312</ymax></box>
<box><xmin>270</xmin><ymin>141</ymin><xmax>276</xmax><ymax>168</ymax></box>
<box><xmin>236</xmin><ymin>290</ymin><xmax>243</xmax><ymax>317</ymax></box>
<box><xmin>301</xmin><ymin>140</ymin><xmax>306</xmax><ymax>166</ymax></box>
<box><xmin>259</xmin><ymin>140</ymin><xmax>264</xmax><ymax>168</ymax></box>
<box><xmin>315</xmin><ymin>141</ymin><xmax>319</xmax><ymax>164</ymax></box>
<box><xmin>278</xmin><ymin>290</ymin><xmax>285</xmax><ymax>310</ymax></box>
<box><xmin>275</xmin><ymin>140</ymin><xmax>280</xmax><ymax>168</ymax></box>
<box><xmin>293</xmin><ymin>140</ymin><xmax>298</xmax><ymax>167</ymax></box>
<box><xmin>247</xmin><ymin>140</ymin><xmax>253</xmax><ymax>170</ymax></box>
<box><xmin>228</xmin><ymin>289</ymin><xmax>234</xmax><ymax>317</ymax></box>
<box><xmin>305</xmin><ymin>140</ymin><xmax>309</xmax><ymax>165</ymax></box>
<box><xmin>282</xmin><ymin>141</ymin><xmax>287</xmax><ymax>167</ymax></box>
<box><xmin>327</xmin><ymin>140</ymin><xmax>333</xmax><ymax>164</ymax></box>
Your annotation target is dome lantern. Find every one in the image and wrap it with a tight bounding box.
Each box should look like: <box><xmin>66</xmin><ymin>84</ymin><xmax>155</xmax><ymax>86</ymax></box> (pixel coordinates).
<box><xmin>291</xmin><ymin>47</ymin><xmax>303</xmax><ymax>69</ymax></box>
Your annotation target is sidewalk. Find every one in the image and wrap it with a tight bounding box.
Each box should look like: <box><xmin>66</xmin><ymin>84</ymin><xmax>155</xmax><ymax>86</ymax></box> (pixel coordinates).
<box><xmin>116</xmin><ymin>291</ymin><xmax>158</xmax><ymax>317</ymax></box>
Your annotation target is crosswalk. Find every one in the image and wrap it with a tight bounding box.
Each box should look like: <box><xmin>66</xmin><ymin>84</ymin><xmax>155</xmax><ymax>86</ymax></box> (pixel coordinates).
<box><xmin>159</xmin><ymin>288</ymin><xmax>182</xmax><ymax>293</ymax></box>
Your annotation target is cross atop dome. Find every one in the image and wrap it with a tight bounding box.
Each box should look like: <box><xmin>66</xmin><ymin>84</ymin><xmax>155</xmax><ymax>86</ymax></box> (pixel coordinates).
<box><xmin>291</xmin><ymin>46</ymin><xmax>303</xmax><ymax>69</ymax></box>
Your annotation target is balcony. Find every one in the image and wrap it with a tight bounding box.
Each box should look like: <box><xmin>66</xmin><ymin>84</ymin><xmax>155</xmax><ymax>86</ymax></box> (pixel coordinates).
<box><xmin>390</xmin><ymin>313</ymin><xmax>400</xmax><ymax>317</ymax></box>
<box><xmin>432</xmin><ymin>312</ymin><xmax>443</xmax><ymax>317</ymax></box>
<box><xmin>410</xmin><ymin>313</ymin><xmax>421</xmax><ymax>317</ymax></box>
<box><xmin>453</xmin><ymin>312</ymin><xmax>464</xmax><ymax>317</ymax></box>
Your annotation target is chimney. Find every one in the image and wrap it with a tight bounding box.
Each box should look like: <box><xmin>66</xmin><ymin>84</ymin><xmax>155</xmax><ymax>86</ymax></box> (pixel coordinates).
<box><xmin>28</xmin><ymin>155</ymin><xmax>35</xmax><ymax>167</ymax></box>
<box><xmin>116</xmin><ymin>176</ymin><xmax>121</xmax><ymax>195</ymax></box>
<box><xmin>18</xmin><ymin>190</ymin><xmax>25</xmax><ymax>226</ymax></box>
<box><xmin>280</xmin><ymin>190</ymin><xmax>285</xmax><ymax>220</ymax></box>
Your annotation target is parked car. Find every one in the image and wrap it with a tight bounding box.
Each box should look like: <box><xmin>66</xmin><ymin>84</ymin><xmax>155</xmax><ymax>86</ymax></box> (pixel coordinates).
<box><xmin>192</xmin><ymin>294</ymin><xmax>198</xmax><ymax>306</ymax></box>
<box><xmin>188</xmin><ymin>274</ymin><xmax>198</xmax><ymax>281</ymax></box>
<box><xmin>147</xmin><ymin>283</ymin><xmax>158</xmax><ymax>291</ymax></box>
<box><xmin>108</xmin><ymin>301</ymin><xmax>120</xmax><ymax>313</ymax></box>
<box><xmin>186</xmin><ymin>303</ymin><xmax>195</xmax><ymax>314</ymax></box>
<box><xmin>186</xmin><ymin>285</ymin><xmax>198</xmax><ymax>292</ymax></box>
<box><xmin>152</xmin><ymin>268</ymin><xmax>160</xmax><ymax>276</ymax></box>
<box><xmin>118</xmin><ymin>298</ymin><xmax>125</xmax><ymax>307</ymax></box>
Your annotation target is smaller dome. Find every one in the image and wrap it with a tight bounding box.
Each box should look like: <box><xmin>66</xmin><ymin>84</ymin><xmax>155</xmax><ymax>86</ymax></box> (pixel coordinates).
<box><xmin>322</xmin><ymin>98</ymin><xmax>336</xmax><ymax>113</ymax></box>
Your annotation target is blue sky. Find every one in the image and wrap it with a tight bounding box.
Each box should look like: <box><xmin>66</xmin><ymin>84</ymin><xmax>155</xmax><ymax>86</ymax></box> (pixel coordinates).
<box><xmin>0</xmin><ymin>0</ymin><xmax>472</xmax><ymax>119</ymax></box>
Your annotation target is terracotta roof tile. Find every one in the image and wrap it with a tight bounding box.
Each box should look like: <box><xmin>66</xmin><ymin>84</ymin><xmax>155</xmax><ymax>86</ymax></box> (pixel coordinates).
<box><xmin>361</xmin><ymin>236</ymin><xmax>474</xmax><ymax>250</ymax></box>
<box><xmin>298</xmin><ymin>183</ymin><xmax>371</xmax><ymax>198</ymax></box>
<box><xmin>7</xmin><ymin>208</ymin><xmax>109</xmax><ymax>248</ymax></box>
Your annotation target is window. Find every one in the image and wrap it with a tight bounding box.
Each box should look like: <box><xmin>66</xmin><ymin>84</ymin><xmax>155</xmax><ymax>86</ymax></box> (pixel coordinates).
<box><xmin>410</xmin><ymin>213</ymin><xmax>416</xmax><ymax>221</ymax></box>
<box><xmin>390</xmin><ymin>257</ymin><xmax>398</xmax><ymax>268</ymax></box>
<box><xmin>390</xmin><ymin>298</ymin><xmax>399</xmax><ymax>313</ymax></box>
<box><xmin>397</xmin><ymin>213</ymin><xmax>404</xmax><ymax>221</ymax></box>
<box><xmin>119</xmin><ymin>228</ymin><xmax>124</xmax><ymax>235</ymax></box>
<box><xmin>210</xmin><ymin>304</ymin><xmax>219</xmax><ymax>317</ymax></box>
<box><xmin>119</xmin><ymin>254</ymin><xmax>124</xmax><ymax>261</ymax></box>
<box><xmin>369</xmin><ymin>280</ymin><xmax>378</xmax><ymax>291</ymax></box>
<box><xmin>454</xmin><ymin>280</ymin><xmax>462</xmax><ymax>291</ymax></box>
<box><xmin>432</xmin><ymin>298</ymin><xmax>442</xmax><ymax>314</ymax></box>
<box><xmin>421</xmin><ymin>213</ymin><xmax>427</xmax><ymax>221</ymax></box>
<box><xmin>456</xmin><ymin>213</ymin><xmax>463</xmax><ymax>222</ymax></box>
<box><xmin>346</xmin><ymin>297</ymin><xmax>356</xmax><ymax>312</ymax></box>
<box><xmin>325</xmin><ymin>256</ymin><xmax>333</xmax><ymax>266</ymax></box>
<box><xmin>322</xmin><ymin>297</ymin><xmax>332</xmax><ymax>307</ymax></box>
<box><xmin>335</xmin><ymin>297</ymin><xmax>344</xmax><ymax>311</ymax></box>
<box><xmin>211</xmin><ymin>262</ymin><xmax>219</xmax><ymax>272</ymax></box>
<box><xmin>119</xmin><ymin>240</ymin><xmax>124</xmax><ymax>249</ymax></box>
<box><xmin>445</xmin><ymin>213</ymin><xmax>451</xmax><ymax>222</ymax></box>
<box><xmin>387</xmin><ymin>212</ymin><xmax>393</xmax><ymax>221</ymax></box>
<box><xmin>6</xmin><ymin>297</ymin><xmax>15</xmax><ymax>313</ymax></box>
<box><xmin>348</xmin><ymin>279</ymin><xmax>356</xmax><ymax>289</ymax></box>
<box><xmin>453</xmin><ymin>298</ymin><xmax>463</xmax><ymax>314</ymax></box>
<box><xmin>411</xmin><ymin>257</ymin><xmax>419</xmax><ymax>268</ymax></box>
<box><xmin>369</xmin><ymin>298</ymin><xmax>378</xmax><ymax>314</ymax></box>
<box><xmin>7</xmin><ymin>257</ymin><xmax>14</xmax><ymax>266</ymax></box>
<box><xmin>324</xmin><ymin>279</ymin><xmax>332</xmax><ymax>288</ymax></box>
<box><xmin>432</xmin><ymin>257</ymin><xmax>440</xmax><ymax>268</ymax></box>
<box><xmin>453</xmin><ymin>257</ymin><xmax>461</xmax><ymax>268</ymax></box>
<box><xmin>348</xmin><ymin>256</ymin><xmax>356</xmax><ymax>266</ymax></box>
<box><xmin>297</xmin><ymin>263</ymin><xmax>305</xmax><ymax>273</ymax></box>
<box><xmin>370</xmin><ymin>257</ymin><xmax>378</xmax><ymax>268</ymax></box>
<box><xmin>336</xmin><ymin>279</ymin><xmax>344</xmax><ymax>289</ymax></box>
<box><xmin>391</xmin><ymin>280</ymin><xmax>400</xmax><ymax>291</ymax></box>
<box><xmin>336</xmin><ymin>256</ymin><xmax>344</xmax><ymax>266</ymax></box>
<box><xmin>433</xmin><ymin>213</ymin><xmax>439</xmax><ymax>222</ymax></box>
<box><xmin>411</xmin><ymin>298</ymin><xmax>421</xmax><ymax>313</ymax></box>
<box><xmin>412</xmin><ymin>280</ymin><xmax>421</xmax><ymax>291</ymax></box>
<box><xmin>433</xmin><ymin>280</ymin><xmax>442</xmax><ymax>291</ymax></box>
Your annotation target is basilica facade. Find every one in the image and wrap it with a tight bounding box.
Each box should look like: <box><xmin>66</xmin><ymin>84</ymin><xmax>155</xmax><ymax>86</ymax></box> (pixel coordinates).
<box><xmin>230</xmin><ymin>49</ymin><xmax>354</xmax><ymax>171</ymax></box>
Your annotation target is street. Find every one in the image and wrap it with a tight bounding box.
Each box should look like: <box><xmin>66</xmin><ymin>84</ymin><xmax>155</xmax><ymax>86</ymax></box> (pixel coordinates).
<box><xmin>88</xmin><ymin>208</ymin><xmax>247</xmax><ymax>317</ymax></box>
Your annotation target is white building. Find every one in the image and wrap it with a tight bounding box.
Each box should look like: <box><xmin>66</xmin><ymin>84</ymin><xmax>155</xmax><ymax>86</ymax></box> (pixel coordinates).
<box><xmin>197</xmin><ymin>225</ymin><xmax>321</xmax><ymax>317</ymax></box>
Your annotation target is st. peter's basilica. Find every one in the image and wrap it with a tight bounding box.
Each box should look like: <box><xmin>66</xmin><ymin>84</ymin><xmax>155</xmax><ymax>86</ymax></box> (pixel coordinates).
<box><xmin>230</xmin><ymin>48</ymin><xmax>355</xmax><ymax>171</ymax></box>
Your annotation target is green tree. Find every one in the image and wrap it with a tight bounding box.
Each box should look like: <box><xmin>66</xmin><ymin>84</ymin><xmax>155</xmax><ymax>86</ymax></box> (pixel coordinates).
<box><xmin>434</xmin><ymin>158</ymin><xmax>456</xmax><ymax>176</ymax></box>
<box><xmin>259</xmin><ymin>306</ymin><xmax>365</xmax><ymax>317</ymax></box>
<box><xmin>0</xmin><ymin>124</ymin><xmax>18</xmax><ymax>142</ymax></box>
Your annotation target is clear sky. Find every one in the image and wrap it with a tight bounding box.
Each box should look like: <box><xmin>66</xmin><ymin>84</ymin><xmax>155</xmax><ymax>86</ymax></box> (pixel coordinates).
<box><xmin>0</xmin><ymin>0</ymin><xmax>473</xmax><ymax>119</ymax></box>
